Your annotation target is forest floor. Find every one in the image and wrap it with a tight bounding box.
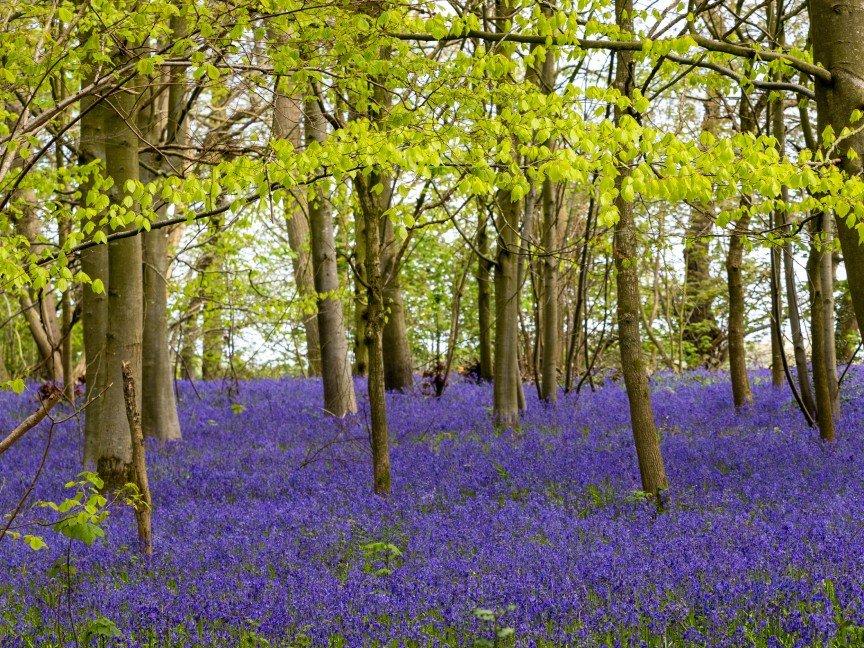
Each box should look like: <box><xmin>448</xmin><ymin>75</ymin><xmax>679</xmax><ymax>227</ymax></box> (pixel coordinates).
<box><xmin>2</xmin><ymin>369</ymin><xmax>864</xmax><ymax>647</ymax></box>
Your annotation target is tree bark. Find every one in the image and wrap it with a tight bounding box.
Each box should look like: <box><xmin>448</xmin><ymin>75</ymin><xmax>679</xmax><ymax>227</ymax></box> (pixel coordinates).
<box><xmin>683</xmin><ymin>94</ymin><xmax>723</xmax><ymax>368</ymax></box>
<box><xmin>140</xmin><ymin>38</ymin><xmax>182</xmax><ymax>442</ymax></box>
<box><xmin>356</xmin><ymin>173</ymin><xmax>391</xmax><ymax>494</ymax></box>
<box><xmin>96</xmin><ymin>66</ymin><xmax>142</xmax><ymax>489</ymax></box>
<box><xmin>381</xmin><ymin>218</ymin><xmax>414</xmax><ymax>391</ymax></box>
<box><xmin>79</xmin><ymin>86</ymin><xmax>109</xmax><ymax>466</ymax></box>
<box><xmin>476</xmin><ymin>207</ymin><xmax>494</xmax><ymax>381</ymax></box>
<box><xmin>614</xmin><ymin>0</ymin><xmax>668</xmax><ymax>498</ymax></box>
<box><xmin>353</xmin><ymin>212</ymin><xmax>369</xmax><ymax>376</ymax></box>
<box><xmin>820</xmin><ymin>212</ymin><xmax>839</xmax><ymax>413</ymax></box>
<box><xmin>528</xmin><ymin>24</ymin><xmax>559</xmax><ymax>404</ymax></box>
<box><xmin>810</xmin><ymin>0</ymin><xmax>864</xmax><ymax>374</ymax></box>
<box><xmin>726</xmin><ymin>100</ymin><xmax>755</xmax><ymax>411</ymax></box>
<box><xmin>272</xmin><ymin>68</ymin><xmax>322</xmax><ymax>376</ymax></box>
<box><xmin>491</xmin><ymin>0</ymin><xmax>523</xmax><ymax>428</ymax></box>
<box><xmin>836</xmin><ymin>280</ymin><xmax>860</xmax><ymax>361</ymax></box>
<box><xmin>808</xmin><ymin>223</ymin><xmax>836</xmax><ymax>441</ymax></box>
<box><xmin>305</xmin><ymin>92</ymin><xmax>357</xmax><ymax>417</ymax></box>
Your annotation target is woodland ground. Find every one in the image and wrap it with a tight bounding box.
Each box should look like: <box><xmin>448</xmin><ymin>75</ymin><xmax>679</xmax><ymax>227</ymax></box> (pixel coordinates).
<box><xmin>2</xmin><ymin>370</ymin><xmax>864</xmax><ymax>647</ymax></box>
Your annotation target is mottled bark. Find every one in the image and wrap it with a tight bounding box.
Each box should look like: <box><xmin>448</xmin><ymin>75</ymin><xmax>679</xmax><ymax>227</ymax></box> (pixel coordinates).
<box><xmin>139</xmin><ymin>49</ymin><xmax>182</xmax><ymax>442</ymax></box>
<box><xmin>614</xmin><ymin>0</ymin><xmax>668</xmax><ymax>498</ymax></box>
<box><xmin>683</xmin><ymin>95</ymin><xmax>723</xmax><ymax>368</ymax></box>
<box><xmin>381</xmin><ymin>218</ymin><xmax>414</xmax><ymax>391</ymax></box>
<box><xmin>356</xmin><ymin>173</ymin><xmax>391</xmax><ymax>494</ymax></box>
<box><xmin>493</xmin><ymin>189</ymin><xmax>522</xmax><ymax>427</ymax></box>
<box><xmin>491</xmin><ymin>0</ymin><xmax>523</xmax><ymax>428</ymax></box>
<box><xmin>808</xmin><ymin>227</ymin><xmax>836</xmax><ymax>441</ymax></box>
<box><xmin>820</xmin><ymin>213</ymin><xmax>839</xmax><ymax>413</ymax></box>
<box><xmin>79</xmin><ymin>88</ymin><xmax>108</xmax><ymax>465</ymax></box>
<box><xmin>272</xmin><ymin>78</ymin><xmax>322</xmax><ymax>376</ymax></box>
<box><xmin>305</xmin><ymin>94</ymin><xmax>357</xmax><ymax>417</ymax></box>
<box><xmin>810</xmin><ymin>0</ymin><xmax>864</xmax><ymax>377</ymax></box>
<box><xmin>96</xmin><ymin>68</ymin><xmax>142</xmax><ymax>489</ymax></box>
<box><xmin>476</xmin><ymin>210</ymin><xmax>494</xmax><ymax>382</ymax></box>
<box><xmin>836</xmin><ymin>281</ymin><xmax>860</xmax><ymax>361</ymax></box>
<box><xmin>726</xmin><ymin>101</ymin><xmax>755</xmax><ymax>411</ymax></box>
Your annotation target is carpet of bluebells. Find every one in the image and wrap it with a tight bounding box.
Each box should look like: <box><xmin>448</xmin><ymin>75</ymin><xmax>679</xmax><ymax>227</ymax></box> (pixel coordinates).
<box><xmin>3</xmin><ymin>369</ymin><xmax>864</xmax><ymax>646</ymax></box>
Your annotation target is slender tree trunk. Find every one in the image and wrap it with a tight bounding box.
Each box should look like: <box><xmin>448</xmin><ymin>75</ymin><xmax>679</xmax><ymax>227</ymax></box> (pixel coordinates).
<box><xmin>96</xmin><ymin>66</ymin><xmax>142</xmax><ymax>489</ymax></box>
<box><xmin>820</xmin><ymin>212</ymin><xmax>839</xmax><ymax>413</ymax></box>
<box><xmin>808</xmin><ymin>223</ymin><xmax>836</xmax><ymax>441</ymax></box>
<box><xmin>539</xmin><ymin>176</ymin><xmax>558</xmax><ymax>402</ymax></box>
<box><xmin>351</xmin><ymin>0</ymin><xmax>392</xmax><ymax>494</ymax></box>
<box><xmin>774</xmin><ymin>96</ymin><xmax>818</xmax><ymax>418</ymax></box>
<box><xmin>9</xmin><ymin>158</ymin><xmax>63</xmax><ymax>382</ymax></box>
<box><xmin>770</xmin><ymin>241</ymin><xmax>785</xmax><ymax>387</ymax></box>
<box><xmin>614</xmin><ymin>0</ymin><xmax>668</xmax><ymax>498</ymax></box>
<box><xmin>726</xmin><ymin>100</ymin><xmax>755</xmax><ymax>411</ymax></box>
<box><xmin>493</xmin><ymin>189</ymin><xmax>522</xmax><ymax>427</ymax></box>
<box><xmin>783</xmin><ymin>218</ymin><xmax>817</xmax><ymax>417</ymax></box>
<box><xmin>476</xmin><ymin>207</ymin><xmax>494</xmax><ymax>381</ymax></box>
<box><xmin>305</xmin><ymin>93</ymin><xmax>357</xmax><ymax>416</ymax></box>
<box><xmin>200</xmin><ymin>239</ymin><xmax>224</xmax><ymax>382</ymax></box>
<box><xmin>352</xmin><ymin>211</ymin><xmax>369</xmax><ymax>376</ymax></box>
<box><xmin>356</xmin><ymin>174</ymin><xmax>391</xmax><ymax>494</ymax></box>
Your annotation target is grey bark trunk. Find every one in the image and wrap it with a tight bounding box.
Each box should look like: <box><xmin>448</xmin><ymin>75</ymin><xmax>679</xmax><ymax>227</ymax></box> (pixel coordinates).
<box><xmin>272</xmin><ymin>80</ymin><xmax>322</xmax><ymax>376</ymax></box>
<box><xmin>305</xmin><ymin>94</ymin><xmax>357</xmax><ymax>416</ymax></box>
<box><xmin>96</xmin><ymin>70</ymin><xmax>142</xmax><ymax>489</ymax></box>
<box><xmin>139</xmin><ymin>52</ymin><xmax>182</xmax><ymax>442</ymax></box>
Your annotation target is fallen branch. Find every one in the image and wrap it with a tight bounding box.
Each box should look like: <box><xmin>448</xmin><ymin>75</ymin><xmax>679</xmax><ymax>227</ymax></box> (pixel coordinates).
<box><xmin>0</xmin><ymin>389</ymin><xmax>62</xmax><ymax>456</ymax></box>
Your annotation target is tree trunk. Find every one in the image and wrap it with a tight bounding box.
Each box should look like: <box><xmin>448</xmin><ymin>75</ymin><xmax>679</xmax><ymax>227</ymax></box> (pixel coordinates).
<box><xmin>79</xmin><ymin>88</ymin><xmax>109</xmax><ymax>465</ymax></box>
<box><xmin>810</xmin><ymin>0</ymin><xmax>864</xmax><ymax>372</ymax></box>
<box><xmin>683</xmin><ymin>95</ymin><xmax>722</xmax><ymax>368</ymax></box>
<box><xmin>272</xmin><ymin>72</ymin><xmax>322</xmax><ymax>376</ymax></box>
<box><xmin>770</xmin><ymin>243</ymin><xmax>785</xmax><ymax>387</ymax></box>
<box><xmin>476</xmin><ymin>208</ymin><xmax>494</xmax><ymax>381</ymax></box>
<box><xmin>95</xmin><ymin>67</ymin><xmax>142</xmax><ymax>489</ymax></box>
<box><xmin>140</xmin><ymin>43</ymin><xmax>182</xmax><ymax>442</ymax></box>
<box><xmin>356</xmin><ymin>174</ymin><xmax>391</xmax><ymax>494</ymax></box>
<box><xmin>9</xmin><ymin>164</ymin><xmax>63</xmax><ymax>382</ymax></box>
<box><xmin>539</xmin><ymin>176</ymin><xmax>558</xmax><ymax>402</ymax></box>
<box><xmin>726</xmin><ymin>100</ymin><xmax>755</xmax><ymax>411</ymax></box>
<box><xmin>836</xmin><ymin>281</ymin><xmax>860</xmax><ymax>361</ymax></box>
<box><xmin>820</xmin><ymin>212</ymin><xmax>839</xmax><ymax>413</ymax></box>
<box><xmin>614</xmin><ymin>0</ymin><xmax>668</xmax><ymax>498</ymax></box>
<box><xmin>491</xmin><ymin>0</ymin><xmax>522</xmax><ymax>427</ymax></box>
<box><xmin>528</xmin><ymin>26</ymin><xmax>559</xmax><ymax>404</ymax></box>
<box><xmin>381</xmin><ymin>218</ymin><xmax>414</xmax><ymax>391</ymax></box>
<box><xmin>808</xmin><ymin>224</ymin><xmax>836</xmax><ymax>441</ymax></box>
<box><xmin>493</xmin><ymin>189</ymin><xmax>522</xmax><ymax>427</ymax></box>
<box><xmin>353</xmin><ymin>212</ymin><xmax>369</xmax><ymax>376</ymax></box>
<box><xmin>305</xmin><ymin>93</ymin><xmax>357</xmax><ymax>417</ymax></box>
